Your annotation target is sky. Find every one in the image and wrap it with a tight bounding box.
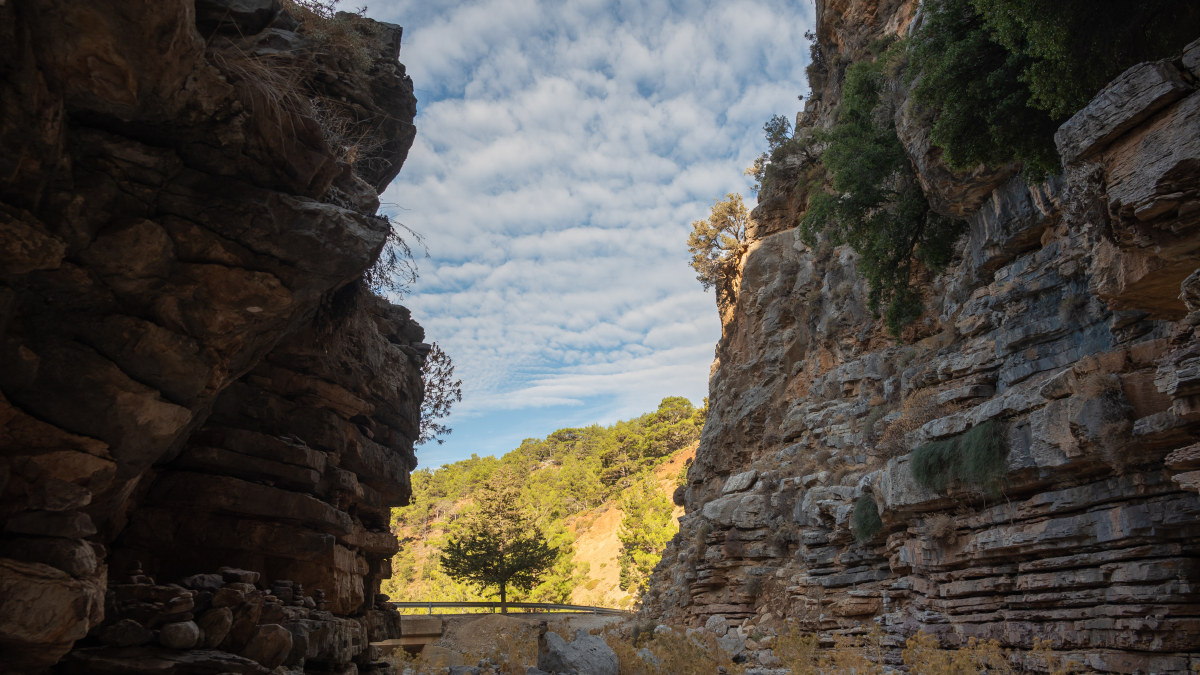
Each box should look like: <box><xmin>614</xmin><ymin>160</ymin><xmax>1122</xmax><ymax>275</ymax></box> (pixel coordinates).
<box><xmin>370</xmin><ymin>0</ymin><xmax>814</xmax><ymax>469</ymax></box>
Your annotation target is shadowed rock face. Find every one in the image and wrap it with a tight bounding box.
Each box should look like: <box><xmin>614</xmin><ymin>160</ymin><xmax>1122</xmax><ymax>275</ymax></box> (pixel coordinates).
<box><xmin>643</xmin><ymin>1</ymin><xmax>1200</xmax><ymax>670</ymax></box>
<box><xmin>0</xmin><ymin>0</ymin><xmax>421</xmax><ymax>670</ymax></box>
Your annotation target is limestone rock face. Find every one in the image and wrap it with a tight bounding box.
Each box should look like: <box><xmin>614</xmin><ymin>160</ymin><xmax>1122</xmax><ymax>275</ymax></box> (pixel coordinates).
<box><xmin>0</xmin><ymin>0</ymin><xmax>420</xmax><ymax>670</ymax></box>
<box><xmin>537</xmin><ymin>628</ymin><xmax>619</xmax><ymax>675</ymax></box>
<box><xmin>642</xmin><ymin>2</ymin><xmax>1200</xmax><ymax>672</ymax></box>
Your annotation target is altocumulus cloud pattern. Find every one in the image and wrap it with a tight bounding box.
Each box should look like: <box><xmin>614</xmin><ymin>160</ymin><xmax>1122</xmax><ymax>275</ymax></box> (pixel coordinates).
<box><xmin>371</xmin><ymin>0</ymin><xmax>815</xmax><ymax>465</ymax></box>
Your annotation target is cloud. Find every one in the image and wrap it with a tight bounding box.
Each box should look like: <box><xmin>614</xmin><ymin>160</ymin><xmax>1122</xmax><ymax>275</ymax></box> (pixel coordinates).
<box><xmin>369</xmin><ymin>0</ymin><xmax>813</xmax><ymax>464</ymax></box>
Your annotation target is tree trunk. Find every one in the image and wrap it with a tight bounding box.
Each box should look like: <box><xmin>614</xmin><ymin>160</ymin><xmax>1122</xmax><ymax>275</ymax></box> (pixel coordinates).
<box><xmin>500</xmin><ymin>584</ymin><xmax>507</xmax><ymax>614</ymax></box>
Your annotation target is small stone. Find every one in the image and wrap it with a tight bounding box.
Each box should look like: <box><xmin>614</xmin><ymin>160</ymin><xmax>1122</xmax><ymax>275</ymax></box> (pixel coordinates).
<box><xmin>159</xmin><ymin>611</ymin><xmax>194</xmax><ymax>624</ymax></box>
<box><xmin>159</xmin><ymin>620</ymin><xmax>200</xmax><ymax>649</ymax></box>
<box><xmin>212</xmin><ymin>588</ymin><xmax>246</xmax><ymax>607</ymax></box>
<box><xmin>167</xmin><ymin>596</ymin><xmax>195</xmax><ymax>613</ymax></box>
<box><xmin>99</xmin><ymin>619</ymin><xmax>154</xmax><ymax>647</ymax></box>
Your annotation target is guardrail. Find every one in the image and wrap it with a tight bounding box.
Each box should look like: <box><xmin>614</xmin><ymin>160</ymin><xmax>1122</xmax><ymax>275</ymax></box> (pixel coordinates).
<box><xmin>389</xmin><ymin>601</ymin><xmax>629</xmax><ymax>616</ymax></box>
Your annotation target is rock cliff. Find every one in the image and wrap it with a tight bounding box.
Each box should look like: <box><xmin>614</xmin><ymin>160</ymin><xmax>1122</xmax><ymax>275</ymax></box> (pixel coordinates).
<box><xmin>643</xmin><ymin>1</ymin><xmax>1200</xmax><ymax>671</ymax></box>
<box><xmin>0</xmin><ymin>0</ymin><xmax>423</xmax><ymax>672</ymax></box>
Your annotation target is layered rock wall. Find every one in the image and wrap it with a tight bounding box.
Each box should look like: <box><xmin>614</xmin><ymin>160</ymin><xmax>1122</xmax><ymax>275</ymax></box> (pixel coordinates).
<box><xmin>644</xmin><ymin>3</ymin><xmax>1200</xmax><ymax>672</ymax></box>
<box><xmin>0</xmin><ymin>0</ymin><xmax>423</xmax><ymax>672</ymax></box>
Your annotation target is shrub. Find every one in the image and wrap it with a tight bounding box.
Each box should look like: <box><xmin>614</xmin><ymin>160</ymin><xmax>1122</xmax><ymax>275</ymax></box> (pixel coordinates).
<box><xmin>862</xmin><ymin>406</ymin><xmax>888</xmax><ymax>438</ymax></box>
<box><xmin>743</xmin><ymin>575</ymin><xmax>763</xmax><ymax>597</ymax></box>
<box><xmin>911</xmin><ymin>438</ymin><xmax>960</xmax><ymax>490</ymax></box>
<box><xmin>910</xmin><ymin>420</ymin><xmax>1008</xmax><ymax>495</ymax></box>
<box><xmin>960</xmin><ymin>419</ymin><xmax>1007</xmax><ymax>489</ymax></box>
<box><xmin>877</xmin><ymin>387</ymin><xmax>945</xmax><ymax>457</ymax></box>
<box><xmin>723</xmin><ymin>529</ymin><xmax>745</xmax><ymax>558</ymax></box>
<box><xmin>281</xmin><ymin>0</ymin><xmax>381</xmax><ymax>71</ymax></box>
<box><xmin>925</xmin><ymin>513</ymin><xmax>957</xmax><ymax>541</ymax></box>
<box><xmin>799</xmin><ymin>50</ymin><xmax>965</xmax><ymax>336</ymax></box>
<box><xmin>851</xmin><ymin>496</ymin><xmax>883</xmax><ymax>543</ymax></box>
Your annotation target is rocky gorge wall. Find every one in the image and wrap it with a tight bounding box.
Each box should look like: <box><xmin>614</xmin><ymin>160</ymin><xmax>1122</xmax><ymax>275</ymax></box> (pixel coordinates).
<box><xmin>643</xmin><ymin>2</ymin><xmax>1200</xmax><ymax>672</ymax></box>
<box><xmin>0</xmin><ymin>0</ymin><xmax>424</xmax><ymax>673</ymax></box>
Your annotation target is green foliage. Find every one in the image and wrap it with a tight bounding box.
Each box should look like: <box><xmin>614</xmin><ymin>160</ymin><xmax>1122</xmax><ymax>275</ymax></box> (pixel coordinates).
<box><xmin>910</xmin><ymin>420</ymin><xmax>1008</xmax><ymax>495</ymax></box>
<box><xmin>975</xmin><ymin>0</ymin><xmax>1200</xmax><ymax>119</ymax></box>
<box><xmin>687</xmin><ymin>194</ymin><xmax>749</xmax><ymax>291</ymax></box>
<box><xmin>852</xmin><ymin>496</ymin><xmax>883</xmax><ymax>543</ymax></box>
<box><xmin>419</xmin><ymin>342</ymin><xmax>462</xmax><ymax>445</ymax></box>
<box><xmin>387</xmin><ymin>397</ymin><xmax>702</xmax><ymax>607</ymax></box>
<box><xmin>907</xmin><ymin>0</ymin><xmax>1062</xmax><ymax>180</ymax></box>
<box><xmin>909</xmin><ymin>0</ymin><xmax>1200</xmax><ymax>180</ymax></box>
<box><xmin>439</xmin><ymin>468</ymin><xmax>559</xmax><ymax>606</ymax></box>
<box><xmin>617</xmin><ymin>478</ymin><xmax>676</xmax><ymax>594</ymax></box>
<box><xmin>800</xmin><ymin>53</ymin><xmax>964</xmax><ymax>336</ymax></box>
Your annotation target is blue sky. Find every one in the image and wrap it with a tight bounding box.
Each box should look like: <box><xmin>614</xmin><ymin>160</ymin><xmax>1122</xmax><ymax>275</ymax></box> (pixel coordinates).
<box><xmin>370</xmin><ymin>0</ymin><xmax>814</xmax><ymax>469</ymax></box>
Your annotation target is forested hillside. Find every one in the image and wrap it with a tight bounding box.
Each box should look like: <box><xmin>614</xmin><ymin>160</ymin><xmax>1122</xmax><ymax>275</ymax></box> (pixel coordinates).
<box><xmin>383</xmin><ymin>397</ymin><xmax>705</xmax><ymax>608</ymax></box>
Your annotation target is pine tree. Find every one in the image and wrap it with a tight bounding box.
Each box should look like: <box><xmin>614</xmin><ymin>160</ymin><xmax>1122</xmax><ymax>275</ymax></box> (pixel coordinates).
<box><xmin>617</xmin><ymin>477</ymin><xmax>676</xmax><ymax>594</ymax></box>
<box><xmin>439</xmin><ymin>468</ymin><xmax>557</xmax><ymax>611</ymax></box>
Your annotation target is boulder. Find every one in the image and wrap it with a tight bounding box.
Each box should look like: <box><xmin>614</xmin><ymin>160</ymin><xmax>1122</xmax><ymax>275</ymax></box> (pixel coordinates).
<box><xmin>241</xmin><ymin>623</ymin><xmax>293</xmax><ymax>669</ymax></box>
<box><xmin>537</xmin><ymin>629</ymin><xmax>618</xmax><ymax>675</ymax></box>
<box><xmin>197</xmin><ymin>607</ymin><xmax>234</xmax><ymax>648</ymax></box>
<box><xmin>722</xmin><ymin>470</ymin><xmax>758</xmax><ymax>494</ymax></box>
<box><xmin>704</xmin><ymin>614</ymin><xmax>729</xmax><ymax>636</ymax></box>
<box><xmin>159</xmin><ymin>620</ymin><xmax>200</xmax><ymax>649</ymax></box>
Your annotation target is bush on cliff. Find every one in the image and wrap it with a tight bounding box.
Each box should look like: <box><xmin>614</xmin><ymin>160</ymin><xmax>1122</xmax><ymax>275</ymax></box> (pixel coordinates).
<box><xmin>910</xmin><ymin>420</ymin><xmax>1008</xmax><ymax>496</ymax></box>
<box><xmin>909</xmin><ymin>0</ymin><xmax>1200</xmax><ymax>180</ymax></box>
<box><xmin>851</xmin><ymin>496</ymin><xmax>883</xmax><ymax>543</ymax></box>
<box><xmin>800</xmin><ymin>53</ymin><xmax>964</xmax><ymax>336</ymax></box>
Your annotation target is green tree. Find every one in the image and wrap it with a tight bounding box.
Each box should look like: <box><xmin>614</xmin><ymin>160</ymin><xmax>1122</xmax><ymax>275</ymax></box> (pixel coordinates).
<box><xmin>908</xmin><ymin>0</ymin><xmax>1200</xmax><ymax>180</ymax></box>
<box><xmin>439</xmin><ymin>468</ymin><xmax>557</xmax><ymax>611</ymax></box>
<box><xmin>687</xmin><ymin>193</ymin><xmax>749</xmax><ymax>291</ymax></box>
<box><xmin>419</xmin><ymin>342</ymin><xmax>463</xmax><ymax>445</ymax></box>
<box><xmin>975</xmin><ymin>0</ymin><xmax>1200</xmax><ymax>118</ymax></box>
<box><xmin>800</xmin><ymin>53</ymin><xmax>963</xmax><ymax>335</ymax></box>
<box><xmin>907</xmin><ymin>0</ymin><xmax>1062</xmax><ymax>179</ymax></box>
<box><xmin>617</xmin><ymin>477</ymin><xmax>676</xmax><ymax>594</ymax></box>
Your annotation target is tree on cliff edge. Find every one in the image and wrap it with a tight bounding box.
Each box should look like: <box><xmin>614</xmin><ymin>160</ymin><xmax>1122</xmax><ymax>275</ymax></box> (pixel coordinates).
<box><xmin>440</xmin><ymin>468</ymin><xmax>557</xmax><ymax>611</ymax></box>
<box><xmin>687</xmin><ymin>193</ymin><xmax>749</xmax><ymax>291</ymax></box>
<box><xmin>419</xmin><ymin>342</ymin><xmax>463</xmax><ymax>445</ymax></box>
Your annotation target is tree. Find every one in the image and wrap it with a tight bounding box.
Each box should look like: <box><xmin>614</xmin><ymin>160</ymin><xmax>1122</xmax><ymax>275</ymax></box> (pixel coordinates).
<box><xmin>419</xmin><ymin>342</ymin><xmax>462</xmax><ymax>445</ymax></box>
<box><xmin>974</xmin><ymin>0</ymin><xmax>1200</xmax><ymax>119</ymax></box>
<box><xmin>800</xmin><ymin>54</ymin><xmax>963</xmax><ymax>336</ymax></box>
<box><xmin>907</xmin><ymin>0</ymin><xmax>1063</xmax><ymax>180</ymax></box>
<box><xmin>687</xmin><ymin>193</ymin><xmax>749</xmax><ymax>291</ymax></box>
<box><xmin>439</xmin><ymin>468</ymin><xmax>557</xmax><ymax>611</ymax></box>
<box><xmin>617</xmin><ymin>477</ymin><xmax>676</xmax><ymax>595</ymax></box>
<box><xmin>908</xmin><ymin>0</ymin><xmax>1200</xmax><ymax>180</ymax></box>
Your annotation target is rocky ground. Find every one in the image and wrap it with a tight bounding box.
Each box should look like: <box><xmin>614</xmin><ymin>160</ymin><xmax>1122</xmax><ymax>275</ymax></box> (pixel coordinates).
<box><xmin>641</xmin><ymin>1</ymin><xmax>1200</xmax><ymax>672</ymax></box>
